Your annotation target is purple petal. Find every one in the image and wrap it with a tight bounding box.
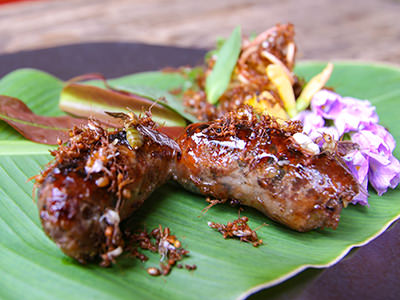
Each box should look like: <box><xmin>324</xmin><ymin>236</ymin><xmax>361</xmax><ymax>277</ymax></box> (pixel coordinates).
<box><xmin>352</xmin><ymin>176</ymin><xmax>369</xmax><ymax>206</ymax></box>
<box><xmin>364</xmin><ymin>123</ymin><xmax>396</xmax><ymax>153</ymax></box>
<box><xmin>309</xmin><ymin>126</ymin><xmax>340</xmax><ymax>142</ymax></box>
<box><xmin>352</xmin><ymin>130</ymin><xmax>392</xmax><ymax>156</ymax></box>
<box><xmin>311</xmin><ymin>90</ymin><xmax>379</xmax><ymax>136</ymax></box>
<box><xmin>334</xmin><ymin>102</ymin><xmax>379</xmax><ymax>135</ymax></box>
<box><xmin>311</xmin><ymin>90</ymin><xmax>344</xmax><ymax>119</ymax></box>
<box><xmin>368</xmin><ymin>151</ymin><xmax>391</xmax><ymax>167</ymax></box>
<box><xmin>344</xmin><ymin>150</ymin><xmax>369</xmax><ymax>182</ymax></box>
<box><xmin>293</xmin><ymin>110</ymin><xmax>325</xmax><ymax>134</ymax></box>
<box><xmin>342</xmin><ymin>97</ymin><xmax>379</xmax><ymax>124</ymax></box>
<box><xmin>334</xmin><ymin>110</ymin><xmax>364</xmax><ymax>136</ymax></box>
<box><xmin>369</xmin><ymin>155</ymin><xmax>400</xmax><ymax>195</ymax></box>
<box><xmin>343</xmin><ymin>150</ymin><xmax>369</xmax><ymax>205</ymax></box>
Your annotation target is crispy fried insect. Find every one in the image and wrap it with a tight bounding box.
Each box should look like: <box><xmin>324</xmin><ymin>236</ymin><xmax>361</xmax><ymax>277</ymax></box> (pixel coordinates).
<box><xmin>126</xmin><ymin>225</ymin><xmax>191</xmax><ymax>276</ymax></box>
<box><xmin>208</xmin><ymin>216</ymin><xmax>263</xmax><ymax>247</ymax></box>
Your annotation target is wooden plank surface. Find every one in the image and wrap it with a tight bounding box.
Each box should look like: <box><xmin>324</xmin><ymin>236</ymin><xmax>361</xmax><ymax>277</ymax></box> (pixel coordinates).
<box><xmin>0</xmin><ymin>0</ymin><xmax>399</xmax><ymax>62</ymax></box>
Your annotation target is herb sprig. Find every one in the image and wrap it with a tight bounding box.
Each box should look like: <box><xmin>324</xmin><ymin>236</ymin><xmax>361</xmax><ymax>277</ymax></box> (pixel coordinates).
<box><xmin>205</xmin><ymin>26</ymin><xmax>241</xmax><ymax>104</ymax></box>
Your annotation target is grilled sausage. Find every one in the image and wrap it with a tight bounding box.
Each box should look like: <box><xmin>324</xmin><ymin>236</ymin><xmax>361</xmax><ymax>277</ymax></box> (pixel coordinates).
<box><xmin>36</xmin><ymin>117</ymin><xmax>178</xmax><ymax>264</ymax></box>
<box><xmin>36</xmin><ymin>106</ymin><xmax>360</xmax><ymax>265</ymax></box>
<box><xmin>174</xmin><ymin>107</ymin><xmax>359</xmax><ymax>232</ymax></box>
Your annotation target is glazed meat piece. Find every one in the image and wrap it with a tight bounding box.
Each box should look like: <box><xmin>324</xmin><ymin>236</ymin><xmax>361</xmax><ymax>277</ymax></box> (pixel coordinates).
<box><xmin>174</xmin><ymin>107</ymin><xmax>359</xmax><ymax>232</ymax></box>
<box><xmin>35</xmin><ymin>115</ymin><xmax>178</xmax><ymax>264</ymax></box>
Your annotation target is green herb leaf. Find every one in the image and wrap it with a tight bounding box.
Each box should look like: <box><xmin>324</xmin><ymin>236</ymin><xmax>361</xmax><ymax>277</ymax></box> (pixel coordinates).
<box><xmin>205</xmin><ymin>26</ymin><xmax>242</xmax><ymax>104</ymax></box>
<box><xmin>108</xmin><ymin>71</ymin><xmax>190</xmax><ymax>91</ymax></box>
<box><xmin>204</xmin><ymin>37</ymin><xmax>227</xmax><ymax>62</ymax></box>
<box><xmin>109</xmin><ymin>84</ymin><xmax>198</xmax><ymax>123</ymax></box>
<box><xmin>85</xmin><ymin>71</ymin><xmax>200</xmax><ymax>123</ymax></box>
<box><xmin>180</xmin><ymin>66</ymin><xmax>204</xmax><ymax>91</ymax></box>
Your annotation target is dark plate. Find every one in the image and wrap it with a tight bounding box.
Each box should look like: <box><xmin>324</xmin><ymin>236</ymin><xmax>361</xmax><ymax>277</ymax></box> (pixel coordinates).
<box><xmin>0</xmin><ymin>42</ymin><xmax>398</xmax><ymax>300</ymax></box>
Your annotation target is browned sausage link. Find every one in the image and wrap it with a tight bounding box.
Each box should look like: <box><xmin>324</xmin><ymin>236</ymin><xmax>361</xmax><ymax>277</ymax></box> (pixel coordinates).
<box><xmin>36</xmin><ymin>119</ymin><xmax>178</xmax><ymax>264</ymax></box>
<box><xmin>174</xmin><ymin>107</ymin><xmax>359</xmax><ymax>232</ymax></box>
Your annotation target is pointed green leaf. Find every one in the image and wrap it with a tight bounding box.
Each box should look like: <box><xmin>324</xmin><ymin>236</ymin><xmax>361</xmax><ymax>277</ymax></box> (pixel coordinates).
<box><xmin>205</xmin><ymin>26</ymin><xmax>242</xmax><ymax>104</ymax></box>
<box><xmin>109</xmin><ymin>84</ymin><xmax>198</xmax><ymax>123</ymax></box>
<box><xmin>78</xmin><ymin>71</ymin><xmax>200</xmax><ymax>123</ymax></box>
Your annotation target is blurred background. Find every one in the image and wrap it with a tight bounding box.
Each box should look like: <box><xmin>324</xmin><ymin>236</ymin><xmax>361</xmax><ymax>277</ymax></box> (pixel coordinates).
<box><xmin>0</xmin><ymin>0</ymin><xmax>399</xmax><ymax>63</ymax></box>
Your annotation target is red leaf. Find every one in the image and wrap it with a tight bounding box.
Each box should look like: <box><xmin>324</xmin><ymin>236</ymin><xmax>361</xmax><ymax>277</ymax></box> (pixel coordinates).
<box><xmin>60</xmin><ymin>83</ymin><xmax>185</xmax><ymax>127</ymax></box>
<box><xmin>0</xmin><ymin>95</ymin><xmax>87</xmax><ymax>144</ymax></box>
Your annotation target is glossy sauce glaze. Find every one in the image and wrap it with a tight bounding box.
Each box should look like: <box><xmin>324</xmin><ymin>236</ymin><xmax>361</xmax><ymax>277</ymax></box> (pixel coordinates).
<box><xmin>36</xmin><ymin>119</ymin><xmax>178</xmax><ymax>263</ymax></box>
<box><xmin>174</xmin><ymin>107</ymin><xmax>359</xmax><ymax>232</ymax></box>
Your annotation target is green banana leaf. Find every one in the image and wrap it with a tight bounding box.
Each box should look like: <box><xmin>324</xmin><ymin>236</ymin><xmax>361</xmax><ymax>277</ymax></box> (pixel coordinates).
<box><xmin>0</xmin><ymin>62</ymin><xmax>399</xmax><ymax>300</ymax></box>
<box><xmin>85</xmin><ymin>71</ymin><xmax>200</xmax><ymax>123</ymax></box>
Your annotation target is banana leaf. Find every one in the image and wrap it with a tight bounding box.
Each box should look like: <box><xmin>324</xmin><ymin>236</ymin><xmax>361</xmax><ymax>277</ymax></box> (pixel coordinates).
<box><xmin>0</xmin><ymin>62</ymin><xmax>399</xmax><ymax>300</ymax></box>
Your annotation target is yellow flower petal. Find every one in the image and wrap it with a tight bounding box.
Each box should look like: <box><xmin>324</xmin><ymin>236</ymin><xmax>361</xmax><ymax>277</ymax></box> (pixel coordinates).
<box><xmin>266</xmin><ymin>64</ymin><xmax>297</xmax><ymax>118</ymax></box>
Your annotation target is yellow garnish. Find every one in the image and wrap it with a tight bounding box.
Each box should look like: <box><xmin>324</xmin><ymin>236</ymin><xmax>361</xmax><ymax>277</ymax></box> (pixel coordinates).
<box><xmin>266</xmin><ymin>64</ymin><xmax>297</xmax><ymax>118</ymax></box>
<box><xmin>296</xmin><ymin>63</ymin><xmax>334</xmax><ymax>112</ymax></box>
<box><xmin>245</xmin><ymin>91</ymin><xmax>288</xmax><ymax>120</ymax></box>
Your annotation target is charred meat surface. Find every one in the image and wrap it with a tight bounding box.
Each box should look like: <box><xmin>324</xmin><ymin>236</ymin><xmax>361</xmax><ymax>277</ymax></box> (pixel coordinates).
<box><xmin>35</xmin><ymin>115</ymin><xmax>178</xmax><ymax>264</ymax></box>
<box><xmin>174</xmin><ymin>107</ymin><xmax>359</xmax><ymax>232</ymax></box>
<box><xmin>35</xmin><ymin>106</ymin><xmax>360</xmax><ymax>264</ymax></box>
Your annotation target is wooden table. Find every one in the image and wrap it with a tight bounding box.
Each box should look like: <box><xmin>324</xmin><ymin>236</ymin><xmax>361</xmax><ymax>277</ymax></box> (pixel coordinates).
<box><xmin>0</xmin><ymin>0</ymin><xmax>399</xmax><ymax>63</ymax></box>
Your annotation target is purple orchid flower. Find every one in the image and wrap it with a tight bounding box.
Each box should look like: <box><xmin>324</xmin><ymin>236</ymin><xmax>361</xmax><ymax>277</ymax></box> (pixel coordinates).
<box><xmin>334</xmin><ymin>97</ymin><xmax>379</xmax><ymax>136</ymax></box>
<box><xmin>312</xmin><ymin>90</ymin><xmax>379</xmax><ymax>136</ymax></box>
<box><xmin>311</xmin><ymin>89</ymin><xmax>344</xmax><ymax>119</ymax></box>
<box><xmin>296</xmin><ymin>89</ymin><xmax>400</xmax><ymax>205</ymax></box>
<box><xmin>352</xmin><ymin>124</ymin><xmax>400</xmax><ymax>196</ymax></box>
<box><xmin>293</xmin><ymin>110</ymin><xmax>324</xmax><ymax>134</ymax></box>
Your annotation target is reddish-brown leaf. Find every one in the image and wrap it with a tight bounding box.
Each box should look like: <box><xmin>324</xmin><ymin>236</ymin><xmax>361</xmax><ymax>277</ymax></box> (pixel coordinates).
<box><xmin>0</xmin><ymin>95</ymin><xmax>87</xmax><ymax>144</ymax></box>
<box><xmin>59</xmin><ymin>83</ymin><xmax>186</xmax><ymax>127</ymax></box>
<box><xmin>0</xmin><ymin>95</ymin><xmax>184</xmax><ymax>145</ymax></box>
